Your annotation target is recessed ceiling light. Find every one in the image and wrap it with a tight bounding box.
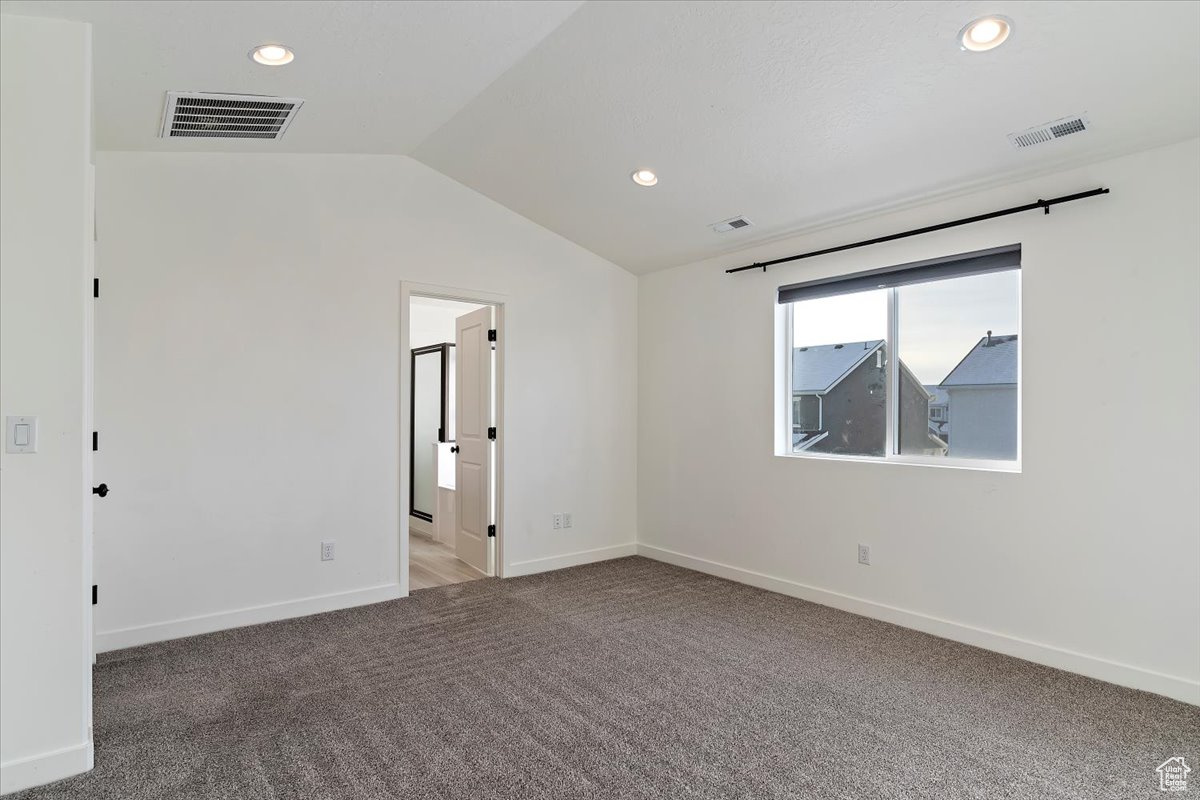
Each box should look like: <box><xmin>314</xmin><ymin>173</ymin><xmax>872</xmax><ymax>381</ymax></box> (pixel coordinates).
<box><xmin>958</xmin><ymin>16</ymin><xmax>1012</xmax><ymax>52</ymax></box>
<box><xmin>631</xmin><ymin>169</ymin><xmax>658</xmax><ymax>187</ymax></box>
<box><xmin>250</xmin><ymin>43</ymin><xmax>295</xmax><ymax>66</ymax></box>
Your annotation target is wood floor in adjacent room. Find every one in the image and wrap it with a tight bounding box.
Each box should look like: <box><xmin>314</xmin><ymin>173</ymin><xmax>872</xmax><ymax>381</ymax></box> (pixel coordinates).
<box><xmin>409</xmin><ymin>532</ymin><xmax>485</xmax><ymax>590</ymax></box>
<box><xmin>12</xmin><ymin>557</ymin><xmax>1197</xmax><ymax>800</ymax></box>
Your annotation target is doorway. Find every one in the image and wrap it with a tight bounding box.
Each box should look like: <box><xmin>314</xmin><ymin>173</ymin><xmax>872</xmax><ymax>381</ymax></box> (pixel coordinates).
<box><xmin>402</xmin><ymin>286</ymin><xmax>504</xmax><ymax>592</ymax></box>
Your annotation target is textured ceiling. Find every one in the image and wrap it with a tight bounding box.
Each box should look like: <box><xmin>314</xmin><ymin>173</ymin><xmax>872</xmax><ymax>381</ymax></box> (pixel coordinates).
<box><xmin>414</xmin><ymin>0</ymin><xmax>1200</xmax><ymax>272</ymax></box>
<box><xmin>0</xmin><ymin>0</ymin><xmax>583</xmax><ymax>154</ymax></box>
<box><xmin>3</xmin><ymin>0</ymin><xmax>1198</xmax><ymax>274</ymax></box>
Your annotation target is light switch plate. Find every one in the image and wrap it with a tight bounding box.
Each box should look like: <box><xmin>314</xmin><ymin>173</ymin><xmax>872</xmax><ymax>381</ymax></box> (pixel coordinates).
<box><xmin>6</xmin><ymin>416</ymin><xmax>38</xmax><ymax>454</ymax></box>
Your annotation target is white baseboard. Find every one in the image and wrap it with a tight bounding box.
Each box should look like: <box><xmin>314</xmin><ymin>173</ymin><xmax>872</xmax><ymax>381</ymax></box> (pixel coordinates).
<box><xmin>409</xmin><ymin>514</ymin><xmax>435</xmax><ymax>539</ymax></box>
<box><xmin>95</xmin><ymin>583</ymin><xmax>403</xmax><ymax>653</ymax></box>
<box><xmin>0</xmin><ymin>740</ymin><xmax>92</xmax><ymax>795</ymax></box>
<box><xmin>506</xmin><ymin>542</ymin><xmax>637</xmax><ymax>577</ymax></box>
<box><xmin>636</xmin><ymin>543</ymin><xmax>1200</xmax><ymax>705</ymax></box>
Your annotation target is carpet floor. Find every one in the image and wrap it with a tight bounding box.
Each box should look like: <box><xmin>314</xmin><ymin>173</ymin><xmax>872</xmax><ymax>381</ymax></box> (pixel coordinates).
<box><xmin>13</xmin><ymin>556</ymin><xmax>1197</xmax><ymax>800</ymax></box>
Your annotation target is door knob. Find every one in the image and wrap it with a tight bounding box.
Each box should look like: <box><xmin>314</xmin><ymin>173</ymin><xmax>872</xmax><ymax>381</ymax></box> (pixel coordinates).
<box><xmin>92</xmin><ymin>483</ymin><xmax>108</xmax><ymax>497</ymax></box>
<box><xmin>450</xmin><ymin>446</ymin><xmax>459</xmax><ymax>453</ymax></box>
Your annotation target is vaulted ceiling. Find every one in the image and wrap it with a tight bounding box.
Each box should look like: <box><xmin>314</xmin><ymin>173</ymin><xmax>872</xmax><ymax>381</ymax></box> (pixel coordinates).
<box><xmin>4</xmin><ymin>0</ymin><xmax>1198</xmax><ymax>273</ymax></box>
<box><xmin>0</xmin><ymin>1</ymin><xmax>583</xmax><ymax>154</ymax></box>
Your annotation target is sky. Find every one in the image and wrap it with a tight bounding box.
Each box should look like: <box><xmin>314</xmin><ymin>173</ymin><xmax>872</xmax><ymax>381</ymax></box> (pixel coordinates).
<box><xmin>792</xmin><ymin>271</ymin><xmax>1020</xmax><ymax>385</ymax></box>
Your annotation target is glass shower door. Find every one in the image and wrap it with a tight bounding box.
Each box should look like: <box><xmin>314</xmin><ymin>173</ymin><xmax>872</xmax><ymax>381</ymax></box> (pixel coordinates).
<box><xmin>410</xmin><ymin>344</ymin><xmax>451</xmax><ymax>522</ymax></box>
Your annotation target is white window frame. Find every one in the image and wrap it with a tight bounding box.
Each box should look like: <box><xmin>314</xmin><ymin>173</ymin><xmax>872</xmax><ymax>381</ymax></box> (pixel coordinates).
<box><xmin>776</xmin><ymin>274</ymin><xmax>1021</xmax><ymax>473</ymax></box>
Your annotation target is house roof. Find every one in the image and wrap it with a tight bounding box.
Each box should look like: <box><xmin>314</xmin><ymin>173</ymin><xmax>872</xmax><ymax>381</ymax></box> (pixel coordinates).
<box><xmin>923</xmin><ymin>385</ymin><xmax>949</xmax><ymax>406</ymax></box>
<box><xmin>792</xmin><ymin>431</ymin><xmax>830</xmax><ymax>451</ymax></box>
<box><xmin>940</xmin><ymin>334</ymin><xmax>1018</xmax><ymax>387</ymax></box>
<box><xmin>793</xmin><ymin>340</ymin><xmax>883</xmax><ymax>394</ymax></box>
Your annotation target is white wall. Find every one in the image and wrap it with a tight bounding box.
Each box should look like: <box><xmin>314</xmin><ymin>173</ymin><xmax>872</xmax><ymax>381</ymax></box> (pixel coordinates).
<box><xmin>93</xmin><ymin>152</ymin><xmax>638</xmax><ymax>651</ymax></box>
<box><xmin>409</xmin><ymin>297</ymin><xmax>485</xmax><ymax>349</ymax></box>
<box><xmin>638</xmin><ymin>138</ymin><xmax>1200</xmax><ymax>703</ymax></box>
<box><xmin>0</xmin><ymin>14</ymin><xmax>94</xmax><ymax>794</ymax></box>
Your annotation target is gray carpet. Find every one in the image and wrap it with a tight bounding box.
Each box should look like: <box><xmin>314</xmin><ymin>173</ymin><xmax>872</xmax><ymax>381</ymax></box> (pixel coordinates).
<box><xmin>13</xmin><ymin>556</ymin><xmax>1198</xmax><ymax>799</ymax></box>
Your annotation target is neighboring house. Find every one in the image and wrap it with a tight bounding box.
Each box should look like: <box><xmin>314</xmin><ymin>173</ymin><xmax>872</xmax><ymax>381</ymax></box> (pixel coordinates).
<box><xmin>939</xmin><ymin>332</ymin><xmax>1018</xmax><ymax>460</ymax></box>
<box><xmin>793</xmin><ymin>340</ymin><xmax>946</xmax><ymax>456</ymax></box>
<box><xmin>924</xmin><ymin>385</ymin><xmax>950</xmax><ymax>445</ymax></box>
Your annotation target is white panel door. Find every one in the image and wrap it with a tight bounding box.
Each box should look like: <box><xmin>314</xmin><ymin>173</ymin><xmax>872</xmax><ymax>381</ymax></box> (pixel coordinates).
<box><xmin>454</xmin><ymin>306</ymin><xmax>493</xmax><ymax>575</ymax></box>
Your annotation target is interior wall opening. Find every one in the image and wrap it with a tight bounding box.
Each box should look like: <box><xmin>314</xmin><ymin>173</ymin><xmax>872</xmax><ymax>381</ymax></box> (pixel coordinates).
<box><xmin>407</xmin><ymin>294</ymin><xmax>498</xmax><ymax>591</ymax></box>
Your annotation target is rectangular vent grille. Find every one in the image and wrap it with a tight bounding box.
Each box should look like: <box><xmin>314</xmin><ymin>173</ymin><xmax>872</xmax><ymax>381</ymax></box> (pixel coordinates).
<box><xmin>1007</xmin><ymin>115</ymin><xmax>1090</xmax><ymax>150</ymax></box>
<box><xmin>160</xmin><ymin>92</ymin><xmax>304</xmax><ymax>140</ymax></box>
<box><xmin>711</xmin><ymin>215</ymin><xmax>754</xmax><ymax>233</ymax></box>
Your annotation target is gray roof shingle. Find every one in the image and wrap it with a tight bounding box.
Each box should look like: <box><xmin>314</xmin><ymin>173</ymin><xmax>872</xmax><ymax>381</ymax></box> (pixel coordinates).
<box><xmin>940</xmin><ymin>334</ymin><xmax>1018</xmax><ymax>387</ymax></box>
<box><xmin>793</xmin><ymin>340</ymin><xmax>883</xmax><ymax>393</ymax></box>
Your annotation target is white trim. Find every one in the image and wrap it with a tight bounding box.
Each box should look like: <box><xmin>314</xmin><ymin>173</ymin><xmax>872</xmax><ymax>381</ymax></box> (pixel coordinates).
<box><xmin>408</xmin><ymin>514</ymin><xmax>436</xmax><ymax>539</ymax></box>
<box><xmin>94</xmin><ymin>583</ymin><xmax>402</xmax><ymax>653</ymax></box>
<box><xmin>886</xmin><ymin>288</ymin><xmax>897</xmax><ymax>453</ymax></box>
<box><xmin>83</xmin><ymin>157</ymin><xmax>96</xmax><ymax>734</ymax></box>
<box><xmin>776</xmin><ymin>302</ymin><xmax>792</xmax><ymax>454</ymax></box>
<box><xmin>777</xmin><ymin>448</ymin><xmax>1020</xmax><ymax>473</ymax></box>
<box><xmin>506</xmin><ymin>543</ymin><xmax>637</xmax><ymax>577</ymax></box>
<box><xmin>636</xmin><ymin>544</ymin><xmax>1200</xmax><ymax>705</ymax></box>
<box><xmin>0</xmin><ymin>740</ymin><xmax>92</xmax><ymax>795</ymax></box>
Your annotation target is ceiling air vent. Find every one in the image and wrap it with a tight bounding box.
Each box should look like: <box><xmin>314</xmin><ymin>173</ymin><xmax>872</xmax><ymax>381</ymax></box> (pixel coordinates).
<box><xmin>1007</xmin><ymin>114</ymin><xmax>1090</xmax><ymax>150</ymax></box>
<box><xmin>710</xmin><ymin>215</ymin><xmax>754</xmax><ymax>233</ymax></box>
<box><xmin>159</xmin><ymin>92</ymin><xmax>304</xmax><ymax>140</ymax></box>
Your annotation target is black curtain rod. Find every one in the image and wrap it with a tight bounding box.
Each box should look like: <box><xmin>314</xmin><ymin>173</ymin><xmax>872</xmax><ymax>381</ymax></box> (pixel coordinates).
<box><xmin>726</xmin><ymin>187</ymin><xmax>1110</xmax><ymax>274</ymax></box>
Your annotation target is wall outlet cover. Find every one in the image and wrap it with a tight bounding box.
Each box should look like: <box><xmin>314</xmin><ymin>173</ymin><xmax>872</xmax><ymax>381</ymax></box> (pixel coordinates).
<box><xmin>857</xmin><ymin>544</ymin><xmax>870</xmax><ymax>566</ymax></box>
<box><xmin>562</xmin><ymin>512</ymin><xmax>573</xmax><ymax>528</ymax></box>
<box><xmin>552</xmin><ymin>514</ymin><xmax>563</xmax><ymax>530</ymax></box>
<box><xmin>321</xmin><ymin>540</ymin><xmax>336</xmax><ymax>561</ymax></box>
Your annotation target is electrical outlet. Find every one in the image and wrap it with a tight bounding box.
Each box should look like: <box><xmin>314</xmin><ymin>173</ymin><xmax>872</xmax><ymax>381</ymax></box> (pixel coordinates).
<box><xmin>562</xmin><ymin>512</ymin><xmax>573</xmax><ymax>529</ymax></box>
<box><xmin>552</xmin><ymin>514</ymin><xmax>563</xmax><ymax>530</ymax></box>
<box><xmin>321</xmin><ymin>540</ymin><xmax>336</xmax><ymax>561</ymax></box>
<box><xmin>857</xmin><ymin>544</ymin><xmax>870</xmax><ymax>566</ymax></box>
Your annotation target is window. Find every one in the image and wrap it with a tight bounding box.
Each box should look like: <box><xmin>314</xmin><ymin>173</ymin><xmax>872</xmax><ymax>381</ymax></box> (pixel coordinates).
<box><xmin>779</xmin><ymin>245</ymin><xmax>1020</xmax><ymax>468</ymax></box>
<box><xmin>793</xmin><ymin>395</ymin><xmax>821</xmax><ymax>432</ymax></box>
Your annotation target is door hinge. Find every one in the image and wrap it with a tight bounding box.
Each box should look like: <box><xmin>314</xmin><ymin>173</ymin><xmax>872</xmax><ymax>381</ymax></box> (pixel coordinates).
<box><xmin>92</xmin><ymin>585</ymin><xmax>98</xmax><ymax>605</ymax></box>
<box><xmin>487</xmin><ymin>524</ymin><xmax>496</xmax><ymax>538</ymax></box>
<box><xmin>487</xmin><ymin>329</ymin><xmax>497</xmax><ymax>342</ymax></box>
<box><xmin>92</xmin><ymin>431</ymin><xmax>98</xmax><ymax>451</ymax></box>
<box><xmin>93</xmin><ymin>277</ymin><xmax>99</xmax><ymax>298</ymax></box>
<box><xmin>487</xmin><ymin>427</ymin><xmax>496</xmax><ymax>440</ymax></box>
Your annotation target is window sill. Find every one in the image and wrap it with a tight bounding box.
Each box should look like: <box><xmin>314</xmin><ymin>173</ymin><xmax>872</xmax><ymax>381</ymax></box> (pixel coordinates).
<box><xmin>775</xmin><ymin>450</ymin><xmax>1021</xmax><ymax>474</ymax></box>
